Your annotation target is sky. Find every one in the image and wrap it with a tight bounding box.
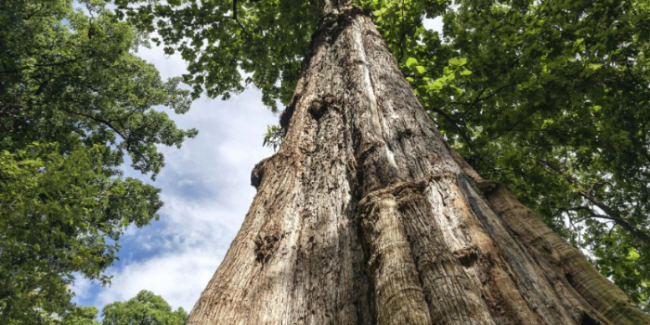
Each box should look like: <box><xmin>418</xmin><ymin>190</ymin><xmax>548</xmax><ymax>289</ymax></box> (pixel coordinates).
<box><xmin>72</xmin><ymin>16</ymin><xmax>444</xmax><ymax>314</ymax></box>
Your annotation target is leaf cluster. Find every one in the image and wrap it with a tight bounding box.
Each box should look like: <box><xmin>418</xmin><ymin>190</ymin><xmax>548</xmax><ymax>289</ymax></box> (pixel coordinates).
<box><xmin>117</xmin><ymin>0</ymin><xmax>321</xmax><ymax>111</ymax></box>
<box><xmin>101</xmin><ymin>291</ymin><xmax>187</xmax><ymax>325</ymax></box>
<box><xmin>43</xmin><ymin>290</ymin><xmax>185</xmax><ymax>325</ymax></box>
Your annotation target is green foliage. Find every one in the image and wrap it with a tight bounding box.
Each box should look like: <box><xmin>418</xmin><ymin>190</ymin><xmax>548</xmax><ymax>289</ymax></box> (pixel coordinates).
<box><xmin>0</xmin><ymin>143</ymin><xmax>163</xmax><ymax>323</ymax></box>
<box><xmin>41</xmin><ymin>291</ymin><xmax>184</xmax><ymax>325</ymax></box>
<box><xmin>60</xmin><ymin>307</ymin><xmax>102</xmax><ymax>325</ymax></box>
<box><xmin>117</xmin><ymin>0</ymin><xmax>321</xmax><ymax>111</ymax></box>
<box><xmin>0</xmin><ymin>0</ymin><xmax>196</xmax><ymax>322</ymax></box>
<box><xmin>102</xmin><ymin>291</ymin><xmax>187</xmax><ymax>325</ymax></box>
<box><xmin>263</xmin><ymin>125</ymin><xmax>286</xmax><ymax>151</ymax></box>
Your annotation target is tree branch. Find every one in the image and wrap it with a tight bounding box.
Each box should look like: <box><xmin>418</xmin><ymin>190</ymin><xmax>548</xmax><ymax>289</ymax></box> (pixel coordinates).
<box><xmin>428</xmin><ymin>106</ymin><xmax>474</xmax><ymax>152</ymax></box>
<box><xmin>579</xmin><ymin>191</ymin><xmax>650</xmax><ymax>247</ymax></box>
<box><xmin>538</xmin><ymin>159</ymin><xmax>650</xmax><ymax>248</ymax></box>
<box><xmin>232</xmin><ymin>0</ymin><xmax>252</xmax><ymax>38</ymax></box>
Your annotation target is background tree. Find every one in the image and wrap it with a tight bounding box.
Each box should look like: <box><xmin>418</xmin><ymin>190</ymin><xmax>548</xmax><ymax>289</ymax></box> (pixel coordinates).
<box><xmin>44</xmin><ymin>291</ymin><xmax>185</xmax><ymax>325</ymax></box>
<box><xmin>0</xmin><ymin>0</ymin><xmax>196</xmax><ymax>322</ymax></box>
<box><xmin>101</xmin><ymin>291</ymin><xmax>187</xmax><ymax>325</ymax></box>
<box><xmin>59</xmin><ymin>307</ymin><xmax>101</xmax><ymax>325</ymax></box>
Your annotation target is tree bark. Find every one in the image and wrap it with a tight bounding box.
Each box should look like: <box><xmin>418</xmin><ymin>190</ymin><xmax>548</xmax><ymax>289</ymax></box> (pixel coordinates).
<box><xmin>186</xmin><ymin>5</ymin><xmax>649</xmax><ymax>325</ymax></box>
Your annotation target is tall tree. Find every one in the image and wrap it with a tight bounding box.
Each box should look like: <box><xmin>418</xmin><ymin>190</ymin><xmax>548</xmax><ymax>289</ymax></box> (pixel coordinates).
<box><xmin>0</xmin><ymin>0</ymin><xmax>195</xmax><ymax>322</ymax></box>
<box><xmin>101</xmin><ymin>291</ymin><xmax>187</xmax><ymax>325</ymax></box>
<box><xmin>122</xmin><ymin>0</ymin><xmax>650</xmax><ymax>323</ymax></box>
<box><xmin>48</xmin><ymin>291</ymin><xmax>186</xmax><ymax>325</ymax></box>
<box><xmin>59</xmin><ymin>307</ymin><xmax>101</xmax><ymax>325</ymax></box>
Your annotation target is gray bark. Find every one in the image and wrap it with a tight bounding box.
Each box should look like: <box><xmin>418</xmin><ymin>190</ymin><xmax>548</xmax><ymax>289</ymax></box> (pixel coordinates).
<box><xmin>186</xmin><ymin>5</ymin><xmax>649</xmax><ymax>325</ymax></box>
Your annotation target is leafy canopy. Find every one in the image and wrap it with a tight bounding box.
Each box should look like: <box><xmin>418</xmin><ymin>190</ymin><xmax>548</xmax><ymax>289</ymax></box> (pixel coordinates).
<box><xmin>0</xmin><ymin>0</ymin><xmax>196</xmax><ymax>322</ymax></box>
<box><xmin>50</xmin><ymin>290</ymin><xmax>185</xmax><ymax>325</ymax></box>
<box><xmin>58</xmin><ymin>307</ymin><xmax>102</xmax><ymax>325</ymax></box>
<box><xmin>101</xmin><ymin>290</ymin><xmax>187</xmax><ymax>325</ymax></box>
<box><xmin>116</xmin><ymin>0</ymin><xmax>321</xmax><ymax>110</ymax></box>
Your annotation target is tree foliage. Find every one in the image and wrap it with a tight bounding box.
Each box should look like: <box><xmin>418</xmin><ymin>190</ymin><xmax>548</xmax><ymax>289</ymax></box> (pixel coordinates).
<box><xmin>0</xmin><ymin>0</ymin><xmax>196</xmax><ymax>322</ymax></box>
<box><xmin>116</xmin><ymin>0</ymin><xmax>321</xmax><ymax>110</ymax></box>
<box><xmin>101</xmin><ymin>291</ymin><xmax>187</xmax><ymax>325</ymax></box>
<box><xmin>59</xmin><ymin>307</ymin><xmax>101</xmax><ymax>325</ymax></box>
<box><xmin>52</xmin><ymin>291</ymin><xmax>185</xmax><ymax>325</ymax></box>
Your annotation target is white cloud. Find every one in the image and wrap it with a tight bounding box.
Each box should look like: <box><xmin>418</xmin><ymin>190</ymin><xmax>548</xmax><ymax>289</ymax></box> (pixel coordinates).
<box><xmin>96</xmin><ymin>249</ymin><xmax>221</xmax><ymax>312</ymax></box>
<box><xmin>135</xmin><ymin>39</ymin><xmax>188</xmax><ymax>80</ymax></box>
<box><xmin>423</xmin><ymin>16</ymin><xmax>444</xmax><ymax>36</ymax></box>
<box><xmin>71</xmin><ymin>276</ymin><xmax>93</xmax><ymax>302</ymax></box>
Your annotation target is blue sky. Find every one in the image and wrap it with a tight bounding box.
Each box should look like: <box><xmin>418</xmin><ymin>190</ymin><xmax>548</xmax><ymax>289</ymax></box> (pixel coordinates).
<box><xmin>72</xmin><ymin>16</ymin><xmax>444</xmax><ymax>313</ymax></box>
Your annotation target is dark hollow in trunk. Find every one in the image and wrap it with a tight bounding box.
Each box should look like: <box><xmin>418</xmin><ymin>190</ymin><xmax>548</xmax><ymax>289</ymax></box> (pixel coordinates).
<box><xmin>186</xmin><ymin>4</ymin><xmax>649</xmax><ymax>325</ymax></box>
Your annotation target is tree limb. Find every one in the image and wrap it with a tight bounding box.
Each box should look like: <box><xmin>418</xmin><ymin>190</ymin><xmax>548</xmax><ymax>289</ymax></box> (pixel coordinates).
<box><xmin>579</xmin><ymin>191</ymin><xmax>650</xmax><ymax>247</ymax></box>
<box><xmin>427</xmin><ymin>106</ymin><xmax>475</xmax><ymax>152</ymax></box>
<box><xmin>538</xmin><ymin>159</ymin><xmax>650</xmax><ymax>247</ymax></box>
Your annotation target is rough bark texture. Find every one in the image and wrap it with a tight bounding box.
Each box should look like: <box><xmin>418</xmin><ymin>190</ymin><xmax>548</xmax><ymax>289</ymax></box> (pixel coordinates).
<box><xmin>186</xmin><ymin>4</ymin><xmax>650</xmax><ymax>324</ymax></box>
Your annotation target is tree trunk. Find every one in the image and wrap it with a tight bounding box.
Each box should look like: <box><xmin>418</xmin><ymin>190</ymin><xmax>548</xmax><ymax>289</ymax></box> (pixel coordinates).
<box><xmin>186</xmin><ymin>4</ymin><xmax>649</xmax><ymax>325</ymax></box>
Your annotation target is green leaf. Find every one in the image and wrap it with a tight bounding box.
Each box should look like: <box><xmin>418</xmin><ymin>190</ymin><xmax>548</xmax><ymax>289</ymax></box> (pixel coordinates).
<box><xmin>588</xmin><ymin>63</ymin><xmax>603</xmax><ymax>71</ymax></box>
<box><xmin>627</xmin><ymin>249</ymin><xmax>640</xmax><ymax>261</ymax></box>
<box><xmin>101</xmin><ymin>291</ymin><xmax>187</xmax><ymax>325</ymax></box>
<box><xmin>406</xmin><ymin>57</ymin><xmax>418</xmax><ymax>69</ymax></box>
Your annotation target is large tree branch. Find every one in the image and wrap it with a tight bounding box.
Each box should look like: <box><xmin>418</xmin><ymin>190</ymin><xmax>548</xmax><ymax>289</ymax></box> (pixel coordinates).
<box><xmin>579</xmin><ymin>191</ymin><xmax>650</xmax><ymax>247</ymax></box>
<box><xmin>231</xmin><ymin>0</ymin><xmax>252</xmax><ymax>38</ymax></box>
<box><xmin>458</xmin><ymin>83</ymin><xmax>516</xmax><ymax>119</ymax></box>
<box><xmin>427</xmin><ymin>106</ymin><xmax>475</xmax><ymax>152</ymax></box>
<box><xmin>0</xmin><ymin>58</ymin><xmax>81</xmax><ymax>75</ymax></box>
<box><xmin>538</xmin><ymin>159</ymin><xmax>650</xmax><ymax>247</ymax></box>
<box><xmin>64</xmin><ymin>109</ymin><xmax>128</xmax><ymax>141</ymax></box>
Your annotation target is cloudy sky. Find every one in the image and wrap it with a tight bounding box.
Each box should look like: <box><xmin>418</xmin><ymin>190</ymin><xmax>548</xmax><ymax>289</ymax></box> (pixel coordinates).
<box><xmin>72</xmin><ymin>17</ymin><xmax>443</xmax><ymax>313</ymax></box>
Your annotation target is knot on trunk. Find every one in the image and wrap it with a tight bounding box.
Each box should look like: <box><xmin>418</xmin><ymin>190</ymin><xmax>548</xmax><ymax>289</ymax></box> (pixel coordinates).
<box><xmin>580</xmin><ymin>311</ymin><xmax>601</xmax><ymax>325</ymax></box>
<box><xmin>308</xmin><ymin>93</ymin><xmax>338</xmax><ymax>121</ymax></box>
<box><xmin>254</xmin><ymin>233</ymin><xmax>282</xmax><ymax>264</ymax></box>
<box><xmin>315</xmin><ymin>6</ymin><xmax>367</xmax><ymax>45</ymax></box>
<box><xmin>280</xmin><ymin>95</ymin><xmax>299</xmax><ymax>129</ymax></box>
<box><xmin>476</xmin><ymin>180</ymin><xmax>503</xmax><ymax>197</ymax></box>
<box><xmin>251</xmin><ymin>157</ymin><xmax>271</xmax><ymax>189</ymax></box>
<box><xmin>453</xmin><ymin>246</ymin><xmax>480</xmax><ymax>267</ymax></box>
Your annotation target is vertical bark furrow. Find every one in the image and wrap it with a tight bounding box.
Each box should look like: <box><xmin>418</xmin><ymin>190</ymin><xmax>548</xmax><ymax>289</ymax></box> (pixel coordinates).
<box><xmin>398</xmin><ymin>181</ymin><xmax>496</xmax><ymax>325</ymax></box>
<box><xmin>421</xmin><ymin>178</ymin><xmax>534</xmax><ymax>325</ymax></box>
<box><xmin>358</xmin><ymin>192</ymin><xmax>432</xmax><ymax>325</ymax></box>
<box><xmin>283</xmin><ymin>36</ymin><xmax>373</xmax><ymax>324</ymax></box>
<box><xmin>457</xmin><ymin>175</ymin><xmax>578</xmax><ymax>324</ymax></box>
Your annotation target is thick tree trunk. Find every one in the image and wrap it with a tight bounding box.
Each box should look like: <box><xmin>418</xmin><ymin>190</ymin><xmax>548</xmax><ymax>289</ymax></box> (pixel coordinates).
<box><xmin>186</xmin><ymin>4</ymin><xmax>649</xmax><ymax>325</ymax></box>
